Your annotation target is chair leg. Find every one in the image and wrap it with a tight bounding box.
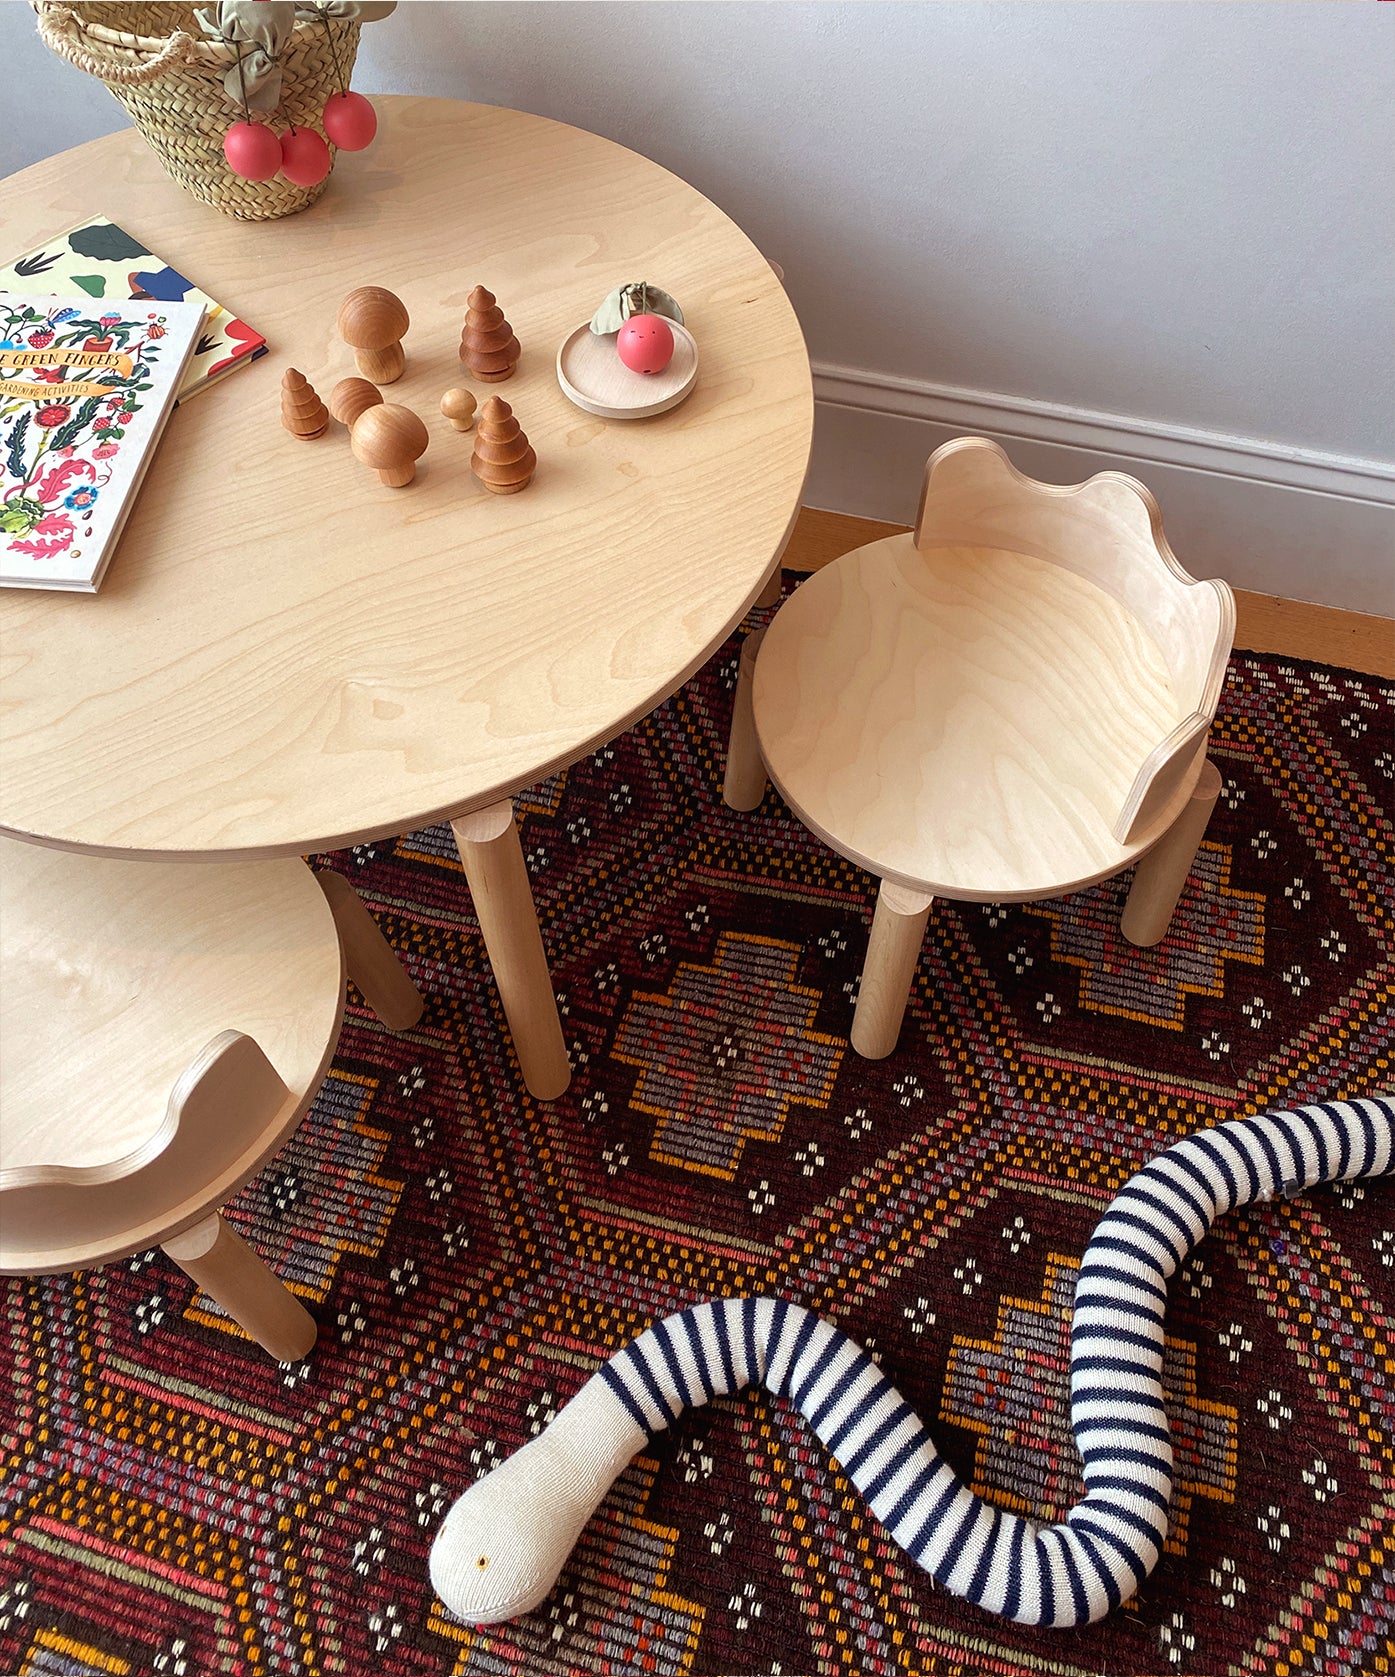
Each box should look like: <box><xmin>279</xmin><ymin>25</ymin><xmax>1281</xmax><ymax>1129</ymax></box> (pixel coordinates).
<box><xmin>316</xmin><ymin>870</ymin><xmax>425</xmax><ymax>1031</ymax></box>
<box><xmin>753</xmin><ymin>565</ymin><xmax>784</xmax><ymax>613</ymax></box>
<box><xmin>451</xmin><ymin>801</ymin><xmax>572</xmax><ymax>1101</ymax></box>
<box><xmin>723</xmin><ymin>626</ymin><xmax>768</xmax><ymax>811</ymax></box>
<box><xmin>1121</xmin><ymin>757</ymin><xmax>1223</xmax><ymax>948</ymax></box>
<box><xmin>851</xmin><ymin>880</ymin><xmax>935</xmax><ymax>1060</ymax></box>
<box><xmin>163</xmin><ymin>1212</ymin><xmax>317</xmax><ymax>1362</ymax></box>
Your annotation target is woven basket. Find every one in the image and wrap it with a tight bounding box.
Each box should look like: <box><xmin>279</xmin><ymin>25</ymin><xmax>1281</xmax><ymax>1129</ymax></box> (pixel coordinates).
<box><xmin>32</xmin><ymin>2</ymin><xmax>361</xmax><ymax>221</ymax></box>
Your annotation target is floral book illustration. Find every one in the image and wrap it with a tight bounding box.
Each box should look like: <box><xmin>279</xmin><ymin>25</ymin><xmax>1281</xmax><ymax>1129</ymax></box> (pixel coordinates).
<box><xmin>0</xmin><ymin>216</ymin><xmax>266</xmax><ymax>402</ymax></box>
<box><xmin>1</xmin><ymin>293</ymin><xmax>204</xmax><ymax>593</ymax></box>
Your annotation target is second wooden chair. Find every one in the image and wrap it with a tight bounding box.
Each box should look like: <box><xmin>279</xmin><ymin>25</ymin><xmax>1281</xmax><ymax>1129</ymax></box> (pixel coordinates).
<box><xmin>725</xmin><ymin>436</ymin><xmax>1235</xmax><ymax>1058</ymax></box>
<box><xmin>0</xmin><ymin>842</ymin><xmax>424</xmax><ymax>1361</ymax></box>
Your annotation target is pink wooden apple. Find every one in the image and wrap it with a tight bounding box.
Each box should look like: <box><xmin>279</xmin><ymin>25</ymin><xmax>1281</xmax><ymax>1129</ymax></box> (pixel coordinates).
<box><xmin>616</xmin><ymin>313</ymin><xmax>675</xmax><ymax>375</ymax></box>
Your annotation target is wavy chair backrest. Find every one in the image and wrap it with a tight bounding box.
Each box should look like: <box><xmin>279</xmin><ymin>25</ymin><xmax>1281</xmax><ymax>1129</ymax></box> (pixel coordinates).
<box><xmin>914</xmin><ymin>437</ymin><xmax>1235</xmax><ymax>845</ymax></box>
<box><xmin>0</xmin><ymin>1031</ymin><xmax>291</xmax><ymax>1272</ymax></box>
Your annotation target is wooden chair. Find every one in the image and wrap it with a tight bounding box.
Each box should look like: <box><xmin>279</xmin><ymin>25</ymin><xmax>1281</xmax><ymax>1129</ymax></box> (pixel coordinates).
<box><xmin>726</xmin><ymin>436</ymin><xmax>1235</xmax><ymax>1058</ymax></box>
<box><xmin>0</xmin><ymin>841</ymin><xmax>423</xmax><ymax>1360</ymax></box>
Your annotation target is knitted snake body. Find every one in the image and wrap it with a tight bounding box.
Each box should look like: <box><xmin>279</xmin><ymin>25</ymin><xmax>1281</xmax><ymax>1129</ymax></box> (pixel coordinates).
<box><xmin>431</xmin><ymin>1097</ymin><xmax>1394</xmax><ymax>1627</ymax></box>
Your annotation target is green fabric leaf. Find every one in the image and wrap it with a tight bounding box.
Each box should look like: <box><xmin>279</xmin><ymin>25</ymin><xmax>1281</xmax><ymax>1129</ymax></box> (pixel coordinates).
<box><xmin>589</xmin><ymin>282</ymin><xmax>684</xmax><ymax>335</ymax></box>
<box><xmin>298</xmin><ymin>2</ymin><xmax>398</xmax><ymax>18</ymax></box>
<box><xmin>197</xmin><ymin>3</ymin><xmax>295</xmax><ymax>110</ymax></box>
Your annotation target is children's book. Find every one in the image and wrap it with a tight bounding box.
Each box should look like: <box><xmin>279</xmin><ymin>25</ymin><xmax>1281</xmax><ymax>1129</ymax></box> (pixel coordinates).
<box><xmin>0</xmin><ymin>215</ymin><xmax>266</xmax><ymax>402</ymax></box>
<box><xmin>1</xmin><ymin>293</ymin><xmax>204</xmax><ymax>593</ymax></box>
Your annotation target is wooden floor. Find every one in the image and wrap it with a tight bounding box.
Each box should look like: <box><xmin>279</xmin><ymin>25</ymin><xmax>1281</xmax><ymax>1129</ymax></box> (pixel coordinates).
<box><xmin>785</xmin><ymin>508</ymin><xmax>1395</xmax><ymax>680</ymax></box>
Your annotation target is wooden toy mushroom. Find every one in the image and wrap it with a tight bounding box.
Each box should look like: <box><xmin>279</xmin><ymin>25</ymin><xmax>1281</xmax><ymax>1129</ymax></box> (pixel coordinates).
<box><xmin>338</xmin><ymin>286</ymin><xmax>410</xmax><ymax>384</ymax></box>
<box><xmin>470</xmin><ymin>396</ymin><xmax>535</xmax><ymax>494</ymax></box>
<box><xmin>350</xmin><ymin>402</ymin><xmax>429</xmax><ymax>488</ymax></box>
<box><xmin>280</xmin><ymin>368</ymin><xmax>328</xmax><ymax>438</ymax></box>
<box><xmin>329</xmin><ymin>375</ymin><xmax>384</xmax><ymax>428</ymax></box>
<box><xmin>440</xmin><ymin>388</ymin><xmax>477</xmax><ymax>432</ymax></box>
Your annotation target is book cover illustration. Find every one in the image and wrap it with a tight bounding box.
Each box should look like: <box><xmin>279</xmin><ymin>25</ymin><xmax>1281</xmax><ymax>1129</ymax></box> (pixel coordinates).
<box><xmin>2</xmin><ymin>293</ymin><xmax>204</xmax><ymax>592</ymax></box>
<box><xmin>1</xmin><ymin>216</ymin><xmax>266</xmax><ymax>401</ymax></box>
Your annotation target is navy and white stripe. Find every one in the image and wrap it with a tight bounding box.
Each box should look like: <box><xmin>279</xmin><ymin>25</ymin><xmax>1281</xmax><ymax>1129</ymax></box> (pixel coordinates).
<box><xmin>598</xmin><ymin>1097</ymin><xmax>1393</xmax><ymax>1626</ymax></box>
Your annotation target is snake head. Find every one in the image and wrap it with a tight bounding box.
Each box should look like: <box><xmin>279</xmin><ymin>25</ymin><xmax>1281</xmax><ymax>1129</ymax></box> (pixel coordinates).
<box><xmin>429</xmin><ymin>1388</ymin><xmax>647</xmax><ymax>1625</ymax></box>
<box><xmin>429</xmin><ymin>1432</ymin><xmax>571</xmax><ymax>1624</ymax></box>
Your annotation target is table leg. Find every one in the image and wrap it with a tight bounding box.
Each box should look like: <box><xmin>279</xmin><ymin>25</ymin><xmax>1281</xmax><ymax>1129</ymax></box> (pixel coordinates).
<box><xmin>316</xmin><ymin>869</ymin><xmax>426</xmax><ymax>1030</ymax></box>
<box><xmin>723</xmin><ymin>626</ymin><xmax>768</xmax><ymax>811</ymax></box>
<box><xmin>451</xmin><ymin>801</ymin><xmax>572</xmax><ymax>1100</ymax></box>
<box><xmin>723</xmin><ymin>567</ymin><xmax>783</xmax><ymax>812</ymax></box>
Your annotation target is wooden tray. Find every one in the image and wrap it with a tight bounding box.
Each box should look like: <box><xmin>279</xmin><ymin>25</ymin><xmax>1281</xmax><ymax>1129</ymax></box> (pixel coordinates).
<box><xmin>556</xmin><ymin>321</ymin><xmax>698</xmax><ymax>419</ymax></box>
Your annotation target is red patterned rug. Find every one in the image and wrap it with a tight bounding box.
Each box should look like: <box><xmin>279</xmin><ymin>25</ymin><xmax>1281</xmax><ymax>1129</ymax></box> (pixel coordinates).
<box><xmin>2</xmin><ymin>626</ymin><xmax>1392</xmax><ymax>1677</ymax></box>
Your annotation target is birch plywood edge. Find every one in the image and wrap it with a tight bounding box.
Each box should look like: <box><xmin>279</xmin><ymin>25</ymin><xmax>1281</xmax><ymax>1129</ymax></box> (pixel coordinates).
<box><xmin>0</xmin><ymin>99</ymin><xmax>813</xmax><ymax>860</ymax></box>
<box><xmin>0</xmin><ymin>1031</ymin><xmax>288</xmax><ymax>1192</ymax></box>
<box><xmin>0</xmin><ymin>843</ymin><xmax>344</xmax><ymax>1271</ymax></box>
<box><xmin>754</xmin><ymin>439</ymin><xmax>1234</xmax><ymax>902</ymax></box>
<box><xmin>915</xmin><ymin>438</ymin><xmax>1234</xmax><ymax>847</ymax></box>
<box><xmin>0</xmin><ymin>1032</ymin><xmax>306</xmax><ymax>1274</ymax></box>
<box><xmin>783</xmin><ymin>509</ymin><xmax>1394</xmax><ymax>682</ymax></box>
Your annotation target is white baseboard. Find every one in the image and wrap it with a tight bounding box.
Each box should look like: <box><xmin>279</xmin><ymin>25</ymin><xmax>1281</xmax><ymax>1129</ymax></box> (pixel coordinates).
<box><xmin>807</xmin><ymin>364</ymin><xmax>1395</xmax><ymax>617</ymax></box>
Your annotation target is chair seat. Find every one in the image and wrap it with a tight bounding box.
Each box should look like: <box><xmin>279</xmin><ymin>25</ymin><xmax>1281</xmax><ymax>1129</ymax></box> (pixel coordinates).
<box><xmin>753</xmin><ymin>533</ymin><xmax>1186</xmax><ymax>901</ymax></box>
<box><xmin>0</xmin><ymin>843</ymin><xmax>344</xmax><ymax>1272</ymax></box>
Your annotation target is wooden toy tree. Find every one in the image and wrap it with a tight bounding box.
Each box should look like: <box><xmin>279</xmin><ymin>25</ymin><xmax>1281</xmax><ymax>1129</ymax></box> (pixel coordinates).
<box><xmin>459</xmin><ymin>286</ymin><xmax>520</xmax><ymax>383</ymax></box>
<box><xmin>281</xmin><ymin>368</ymin><xmax>328</xmax><ymax>439</ymax></box>
<box><xmin>470</xmin><ymin>396</ymin><xmax>535</xmax><ymax>494</ymax></box>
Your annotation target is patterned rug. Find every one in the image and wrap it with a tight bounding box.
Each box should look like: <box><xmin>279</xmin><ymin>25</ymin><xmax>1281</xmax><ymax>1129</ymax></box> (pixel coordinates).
<box><xmin>2</xmin><ymin>622</ymin><xmax>1392</xmax><ymax>1677</ymax></box>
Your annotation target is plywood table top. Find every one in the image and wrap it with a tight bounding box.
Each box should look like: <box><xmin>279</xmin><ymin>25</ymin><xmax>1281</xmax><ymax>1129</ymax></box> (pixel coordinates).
<box><xmin>1</xmin><ymin>97</ymin><xmax>812</xmax><ymax>859</ymax></box>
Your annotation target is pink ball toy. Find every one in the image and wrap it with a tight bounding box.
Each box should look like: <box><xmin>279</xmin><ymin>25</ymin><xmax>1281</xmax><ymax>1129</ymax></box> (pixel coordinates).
<box><xmin>279</xmin><ymin>126</ymin><xmax>332</xmax><ymax>187</ymax></box>
<box><xmin>616</xmin><ymin>313</ymin><xmax>675</xmax><ymax>375</ymax></box>
<box><xmin>222</xmin><ymin>119</ymin><xmax>282</xmax><ymax>182</ymax></box>
<box><xmin>322</xmin><ymin>90</ymin><xmax>377</xmax><ymax>152</ymax></box>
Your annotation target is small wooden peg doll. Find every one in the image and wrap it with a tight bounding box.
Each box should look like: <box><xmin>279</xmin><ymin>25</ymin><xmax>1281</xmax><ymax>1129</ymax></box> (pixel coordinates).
<box><xmin>440</xmin><ymin>388</ymin><xmax>477</xmax><ymax>432</ymax></box>
<box><xmin>459</xmin><ymin>285</ymin><xmax>520</xmax><ymax>383</ymax></box>
<box><xmin>351</xmin><ymin>402</ymin><xmax>429</xmax><ymax>488</ymax></box>
<box><xmin>329</xmin><ymin>376</ymin><xmax>384</xmax><ymax>428</ymax></box>
<box><xmin>338</xmin><ymin>286</ymin><xmax>410</xmax><ymax>384</ymax></box>
<box><xmin>280</xmin><ymin>368</ymin><xmax>328</xmax><ymax>439</ymax></box>
<box><xmin>470</xmin><ymin>395</ymin><xmax>535</xmax><ymax>495</ymax></box>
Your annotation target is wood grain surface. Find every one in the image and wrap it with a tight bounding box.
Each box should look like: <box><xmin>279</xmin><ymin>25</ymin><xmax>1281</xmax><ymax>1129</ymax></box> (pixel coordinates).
<box><xmin>784</xmin><ymin>508</ymin><xmax>1395</xmax><ymax>679</ymax></box>
<box><xmin>753</xmin><ymin>532</ymin><xmax>1189</xmax><ymax>900</ymax></box>
<box><xmin>0</xmin><ymin>98</ymin><xmax>812</xmax><ymax>858</ymax></box>
<box><xmin>0</xmin><ymin>841</ymin><xmax>343</xmax><ymax>1269</ymax></box>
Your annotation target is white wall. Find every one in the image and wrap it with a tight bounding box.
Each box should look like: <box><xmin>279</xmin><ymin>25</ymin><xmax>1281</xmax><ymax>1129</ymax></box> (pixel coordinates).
<box><xmin>4</xmin><ymin>2</ymin><xmax>1392</xmax><ymax>612</ymax></box>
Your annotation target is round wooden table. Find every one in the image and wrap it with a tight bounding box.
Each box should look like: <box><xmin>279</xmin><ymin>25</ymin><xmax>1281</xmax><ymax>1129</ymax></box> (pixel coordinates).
<box><xmin>0</xmin><ymin>96</ymin><xmax>813</xmax><ymax>1096</ymax></box>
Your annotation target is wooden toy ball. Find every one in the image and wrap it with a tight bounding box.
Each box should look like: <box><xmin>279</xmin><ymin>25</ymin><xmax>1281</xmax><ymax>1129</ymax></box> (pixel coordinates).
<box><xmin>322</xmin><ymin>90</ymin><xmax>377</xmax><ymax>152</ymax></box>
<box><xmin>223</xmin><ymin>120</ymin><xmax>282</xmax><ymax>182</ymax></box>
<box><xmin>440</xmin><ymin>388</ymin><xmax>477</xmax><ymax>432</ymax></box>
<box><xmin>338</xmin><ymin>286</ymin><xmax>410</xmax><ymax>385</ymax></box>
<box><xmin>617</xmin><ymin>314</ymin><xmax>675</xmax><ymax>375</ymax></box>
<box><xmin>279</xmin><ymin>126</ymin><xmax>331</xmax><ymax>188</ymax></box>
<box><xmin>351</xmin><ymin>402</ymin><xmax>429</xmax><ymax>488</ymax></box>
